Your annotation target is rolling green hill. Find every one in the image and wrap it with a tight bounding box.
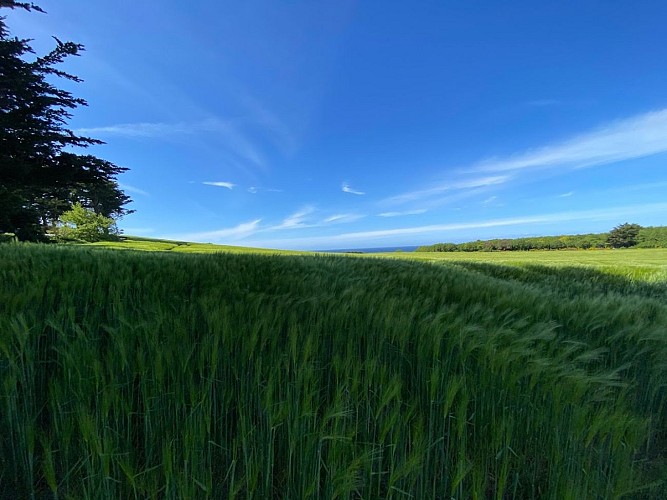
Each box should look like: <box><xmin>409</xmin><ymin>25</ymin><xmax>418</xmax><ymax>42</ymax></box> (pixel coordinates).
<box><xmin>85</xmin><ymin>235</ymin><xmax>305</xmax><ymax>255</ymax></box>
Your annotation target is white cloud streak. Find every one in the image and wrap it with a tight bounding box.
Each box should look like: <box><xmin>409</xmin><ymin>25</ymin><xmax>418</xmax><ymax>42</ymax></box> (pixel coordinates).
<box><xmin>171</xmin><ymin>206</ymin><xmax>367</xmax><ymax>244</ymax></box>
<box><xmin>336</xmin><ymin>204</ymin><xmax>666</xmax><ymax>240</ymax></box>
<box><xmin>266</xmin><ymin>209</ymin><xmax>365</xmax><ymax>230</ymax></box>
<box><xmin>174</xmin><ymin>219</ymin><xmax>262</xmax><ymax>242</ymax></box>
<box><xmin>119</xmin><ymin>183</ymin><xmax>150</xmax><ymax>196</ymax></box>
<box><xmin>76</xmin><ymin>118</ymin><xmax>266</xmax><ymax>168</ymax></box>
<box><xmin>472</xmin><ymin>108</ymin><xmax>667</xmax><ymax>174</ymax></box>
<box><xmin>384</xmin><ymin>108</ymin><xmax>667</xmax><ymax>208</ymax></box>
<box><xmin>247</xmin><ymin>186</ymin><xmax>283</xmax><ymax>194</ymax></box>
<box><xmin>76</xmin><ymin>122</ymin><xmax>188</xmax><ymax>137</ymax></box>
<box><xmin>203</xmin><ymin>181</ymin><xmax>235</xmax><ymax>189</ymax></box>
<box><xmin>342</xmin><ymin>182</ymin><xmax>365</xmax><ymax>195</ymax></box>
<box><xmin>241</xmin><ymin>202</ymin><xmax>667</xmax><ymax>249</ymax></box>
<box><xmin>385</xmin><ymin>175</ymin><xmax>509</xmax><ymax>205</ymax></box>
<box><xmin>273</xmin><ymin>206</ymin><xmax>316</xmax><ymax>230</ymax></box>
<box><xmin>377</xmin><ymin>209</ymin><xmax>427</xmax><ymax>217</ymax></box>
<box><xmin>323</xmin><ymin>213</ymin><xmax>365</xmax><ymax>224</ymax></box>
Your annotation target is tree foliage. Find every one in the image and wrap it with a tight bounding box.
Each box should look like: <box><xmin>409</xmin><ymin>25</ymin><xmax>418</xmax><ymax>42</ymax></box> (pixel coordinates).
<box><xmin>417</xmin><ymin>224</ymin><xmax>667</xmax><ymax>252</ymax></box>
<box><xmin>53</xmin><ymin>202</ymin><xmax>118</xmax><ymax>242</ymax></box>
<box><xmin>417</xmin><ymin>232</ymin><xmax>609</xmax><ymax>252</ymax></box>
<box><xmin>607</xmin><ymin>223</ymin><xmax>642</xmax><ymax>249</ymax></box>
<box><xmin>636</xmin><ymin>225</ymin><xmax>667</xmax><ymax>248</ymax></box>
<box><xmin>0</xmin><ymin>2</ymin><xmax>131</xmax><ymax>241</ymax></box>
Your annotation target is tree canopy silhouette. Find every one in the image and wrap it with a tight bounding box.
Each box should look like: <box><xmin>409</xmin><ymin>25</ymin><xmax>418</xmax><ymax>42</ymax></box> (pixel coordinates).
<box><xmin>0</xmin><ymin>1</ymin><xmax>131</xmax><ymax>240</ymax></box>
<box><xmin>607</xmin><ymin>223</ymin><xmax>642</xmax><ymax>248</ymax></box>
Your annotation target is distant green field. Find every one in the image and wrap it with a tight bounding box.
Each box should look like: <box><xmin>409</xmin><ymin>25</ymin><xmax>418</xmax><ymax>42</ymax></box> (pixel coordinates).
<box><xmin>86</xmin><ymin>236</ymin><xmax>304</xmax><ymax>255</ymax></box>
<box><xmin>396</xmin><ymin>247</ymin><xmax>667</xmax><ymax>268</ymax></box>
<box><xmin>387</xmin><ymin>248</ymin><xmax>667</xmax><ymax>283</ymax></box>
<box><xmin>94</xmin><ymin>235</ymin><xmax>667</xmax><ymax>262</ymax></box>
<box><xmin>1</xmin><ymin>243</ymin><xmax>666</xmax><ymax>498</ymax></box>
<box><xmin>92</xmin><ymin>236</ymin><xmax>667</xmax><ymax>282</ymax></box>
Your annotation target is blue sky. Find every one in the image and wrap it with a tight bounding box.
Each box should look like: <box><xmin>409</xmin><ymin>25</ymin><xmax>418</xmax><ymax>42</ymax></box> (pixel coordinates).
<box><xmin>7</xmin><ymin>1</ymin><xmax>667</xmax><ymax>249</ymax></box>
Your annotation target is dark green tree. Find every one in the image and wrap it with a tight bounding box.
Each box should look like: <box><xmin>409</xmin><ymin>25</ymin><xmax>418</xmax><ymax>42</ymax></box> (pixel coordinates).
<box><xmin>607</xmin><ymin>223</ymin><xmax>642</xmax><ymax>248</ymax></box>
<box><xmin>0</xmin><ymin>1</ymin><xmax>131</xmax><ymax>240</ymax></box>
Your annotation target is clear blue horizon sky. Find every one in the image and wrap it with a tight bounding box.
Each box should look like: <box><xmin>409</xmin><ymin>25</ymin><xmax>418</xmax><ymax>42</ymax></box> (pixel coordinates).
<box><xmin>7</xmin><ymin>1</ymin><xmax>667</xmax><ymax>250</ymax></box>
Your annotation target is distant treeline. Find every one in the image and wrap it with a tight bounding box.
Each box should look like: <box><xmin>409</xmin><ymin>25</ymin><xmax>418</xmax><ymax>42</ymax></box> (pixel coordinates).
<box><xmin>416</xmin><ymin>225</ymin><xmax>667</xmax><ymax>252</ymax></box>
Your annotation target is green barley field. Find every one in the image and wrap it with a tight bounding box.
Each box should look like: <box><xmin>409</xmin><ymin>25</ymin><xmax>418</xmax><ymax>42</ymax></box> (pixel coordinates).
<box><xmin>1</xmin><ymin>243</ymin><xmax>666</xmax><ymax>498</ymax></box>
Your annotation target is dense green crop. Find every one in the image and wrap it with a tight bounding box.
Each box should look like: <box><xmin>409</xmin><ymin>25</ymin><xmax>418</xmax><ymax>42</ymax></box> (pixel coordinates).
<box><xmin>1</xmin><ymin>244</ymin><xmax>666</xmax><ymax>498</ymax></box>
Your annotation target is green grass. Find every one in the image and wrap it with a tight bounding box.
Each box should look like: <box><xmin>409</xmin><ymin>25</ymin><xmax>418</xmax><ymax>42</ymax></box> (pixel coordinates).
<box><xmin>1</xmin><ymin>243</ymin><xmax>666</xmax><ymax>498</ymax></box>
<box><xmin>386</xmin><ymin>248</ymin><xmax>667</xmax><ymax>285</ymax></box>
<box><xmin>87</xmin><ymin>236</ymin><xmax>304</xmax><ymax>255</ymax></box>
<box><xmin>395</xmin><ymin>246</ymin><xmax>667</xmax><ymax>267</ymax></box>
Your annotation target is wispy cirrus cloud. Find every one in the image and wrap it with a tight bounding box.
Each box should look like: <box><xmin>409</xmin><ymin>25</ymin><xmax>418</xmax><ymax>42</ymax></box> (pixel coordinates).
<box><xmin>76</xmin><ymin>122</ymin><xmax>191</xmax><ymax>137</ymax></box>
<box><xmin>330</xmin><ymin>203</ymin><xmax>667</xmax><ymax>241</ymax></box>
<box><xmin>270</xmin><ymin>209</ymin><xmax>364</xmax><ymax>230</ymax></box>
<box><xmin>471</xmin><ymin>108</ymin><xmax>667</xmax><ymax>174</ymax></box>
<box><xmin>173</xmin><ymin>219</ymin><xmax>262</xmax><ymax>242</ymax></box>
<box><xmin>241</xmin><ymin>202</ymin><xmax>667</xmax><ymax>250</ymax></box>
<box><xmin>342</xmin><ymin>182</ymin><xmax>365</xmax><ymax>195</ymax></box>
<box><xmin>385</xmin><ymin>175</ymin><xmax>509</xmax><ymax>205</ymax></box>
<box><xmin>553</xmin><ymin>181</ymin><xmax>667</xmax><ymax>199</ymax></box>
<box><xmin>119</xmin><ymin>183</ymin><xmax>150</xmax><ymax>196</ymax></box>
<box><xmin>384</xmin><ymin>108</ymin><xmax>667</xmax><ymax>209</ymax></box>
<box><xmin>377</xmin><ymin>209</ymin><xmax>427</xmax><ymax>217</ymax></box>
<box><xmin>173</xmin><ymin>206</ymin><xmax>367</xmax><ymax>244</ymax></box>
<box><xmin>247</xmin><ymin>186</ymin><xmax>283</xmax><ymax>194</ymax></box>
<box><xmin>323</xmin><ymin>213</ymin><xmax>365</xmax><ymax>224</ymax></box>
<box><xmin>203</xmin><ymin>181</ymin><xmax>235</xmax><ymax>189</ymax></box>
<box><xmin>273</xmin><ymin>206</ymin><xmax>317</xmax><ymax>230</ymax></box>
<box><xmin>76</xmin><ymin>118</ymin><xmax>266</xmax><ymax>168</ymax></box>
